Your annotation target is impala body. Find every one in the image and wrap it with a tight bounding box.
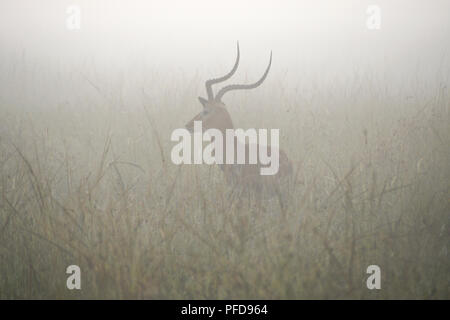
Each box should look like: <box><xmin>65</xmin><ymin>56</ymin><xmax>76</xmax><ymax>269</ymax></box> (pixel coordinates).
<box><xmin>186</xmin><ymin>43</ymin><xmax>293</xmax><ymax>197</ymax></box>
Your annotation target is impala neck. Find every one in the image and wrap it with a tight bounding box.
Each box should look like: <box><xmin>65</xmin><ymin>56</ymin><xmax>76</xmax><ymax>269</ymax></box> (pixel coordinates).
<box><xmin>209</xmin><ymin>116</ymin><xmax>241</xmax><ymax>168</ymax></box>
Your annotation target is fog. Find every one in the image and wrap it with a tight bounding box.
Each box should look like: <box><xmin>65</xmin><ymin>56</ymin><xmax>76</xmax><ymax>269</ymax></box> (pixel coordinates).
<box><xmin>1</xmin><ymin>1</ymin><xmax>449</xmax><ymax>84</ymax></box>
<box><xmin>0</xmin><ymin>1</ymin><xmax>449</xmax><ymax>299</ymax></box>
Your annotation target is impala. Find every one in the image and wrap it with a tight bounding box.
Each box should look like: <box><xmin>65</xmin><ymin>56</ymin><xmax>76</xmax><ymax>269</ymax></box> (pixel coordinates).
<box><xmin>185</xmin><ymin>43</ymin><xmax>293</xmax><ymax>198</ymax></box>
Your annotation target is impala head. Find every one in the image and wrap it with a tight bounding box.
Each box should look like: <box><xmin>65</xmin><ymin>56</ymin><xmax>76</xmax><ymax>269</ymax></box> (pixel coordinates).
<box><xmin>185</xmin><ymin>42</ymin><xmax>272</xmax><ymax>134</ymax></box>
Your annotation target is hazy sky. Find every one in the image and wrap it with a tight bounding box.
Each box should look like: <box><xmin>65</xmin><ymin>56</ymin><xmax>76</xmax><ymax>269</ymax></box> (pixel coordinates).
<box><xmin>1</xmin><ymin>0</ymin><xmax>449</xmax><ymax>80</ymax></box>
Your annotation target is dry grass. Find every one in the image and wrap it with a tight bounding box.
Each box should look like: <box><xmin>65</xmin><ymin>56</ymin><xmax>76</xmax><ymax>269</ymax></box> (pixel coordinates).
<box><xmin>0</xmin><ymin>60</ymin><xmax>449</xmax><ymax>299</ymax></box>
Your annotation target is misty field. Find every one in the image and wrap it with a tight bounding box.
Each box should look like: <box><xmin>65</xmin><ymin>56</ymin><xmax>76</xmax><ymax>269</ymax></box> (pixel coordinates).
<box><xmin>0</xmin><ymin>58</ymin><xmax>449</xmax><ymax>299</ymax></box>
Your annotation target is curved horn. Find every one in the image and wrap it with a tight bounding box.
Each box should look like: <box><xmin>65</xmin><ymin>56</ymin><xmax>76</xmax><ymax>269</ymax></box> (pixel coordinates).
<box><xmin>215</xmin><ymin>51</ymin><xmax>272</xmax><ymax>102</ymax></box>
<box><xmin>205</xmin><ymin>42</ymin><xmax>240</xmax><ymax>100</ymax></box>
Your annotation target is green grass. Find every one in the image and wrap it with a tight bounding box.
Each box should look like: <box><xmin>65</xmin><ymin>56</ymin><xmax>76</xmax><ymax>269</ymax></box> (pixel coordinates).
<box><xmin>0</xmin><ymin>62</ymin><xmax>449</xmax><ymax>299</ymax></box>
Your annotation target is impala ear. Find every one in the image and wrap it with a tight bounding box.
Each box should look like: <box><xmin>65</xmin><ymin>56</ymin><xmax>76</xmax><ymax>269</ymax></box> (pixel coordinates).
<box><xmin>198</xmin><ymin>96</ymin><xmax>208</xmax><ymax>107</ymax></box>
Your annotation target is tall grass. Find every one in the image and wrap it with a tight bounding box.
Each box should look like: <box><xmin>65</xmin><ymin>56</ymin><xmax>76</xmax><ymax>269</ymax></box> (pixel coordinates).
<box><xmin>0</xmin><ymin>59</ymin><xmax>448</xmax><ymax>299</ymax></box>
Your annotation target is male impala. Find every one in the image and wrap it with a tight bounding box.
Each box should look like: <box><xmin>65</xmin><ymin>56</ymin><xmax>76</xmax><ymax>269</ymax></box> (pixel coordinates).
<box><xmin>185</xmin><ymin>43</ymin><xmax>292</xmax><ymax>198</ymax></box>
